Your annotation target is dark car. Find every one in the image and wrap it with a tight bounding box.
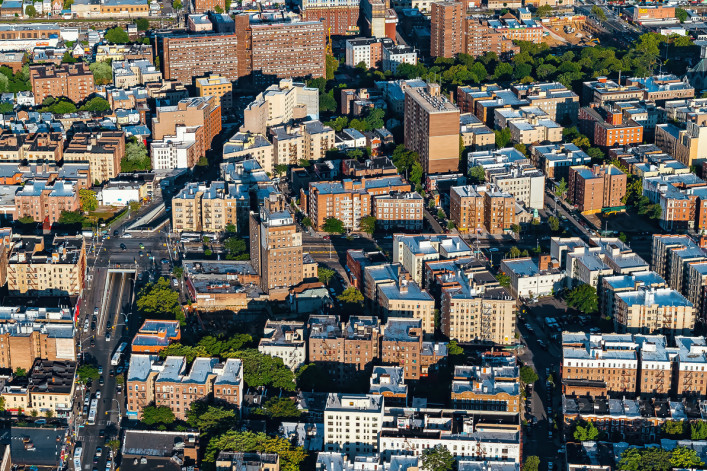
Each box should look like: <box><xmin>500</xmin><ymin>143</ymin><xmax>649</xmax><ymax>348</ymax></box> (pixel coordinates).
<box><xmin>120</xmin><ymin>243</ymin><xmax>127</xmax><ymax>251</ymax></box>
<box><xmin>90</xmin><ymin>339</ymin><xmax>95</xmax><ymax>347</ymax></box>
<box><xmin>113</xmin><ymin>230</ymin><xmax>119</xmax><ymax>236</ymax></box>
<box><xmin>99</xmin><ymin>376</ymin><xmax>104</xmax><ymax>386</ymax></box>
<box><xmin>99</xmin><ymin>429</ymin><xmax>105</xmax><ymax>438</ymax></box>
<box><xmin>91</xmin><ymin>322</ymin><xmax>96</xmax><ymax>330</ymax></box>
<box><xmin>109</xmin><ymin>369</ymin><xmax>115</xmax><ymax>377</ymax></box>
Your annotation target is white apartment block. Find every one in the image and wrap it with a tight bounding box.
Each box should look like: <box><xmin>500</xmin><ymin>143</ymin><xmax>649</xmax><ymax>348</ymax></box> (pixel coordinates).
<box><xmin>392</xmin><ymin>234</ymin><xmax>472</xmax><ymax>286</ymax></box>
<box><xmin>257</xmin><ymin>321</ymin><xmax>306</xmax><ymax>371</ymax></box>
<box><xmin>324</xmin><ymin>394</ymin><xmax>384</xmax><ymax>455</ymax></box>
<box><xmin>150</xmin><ymin>126</ymin><xmax>198</xmax><ymax>170</ymax></box>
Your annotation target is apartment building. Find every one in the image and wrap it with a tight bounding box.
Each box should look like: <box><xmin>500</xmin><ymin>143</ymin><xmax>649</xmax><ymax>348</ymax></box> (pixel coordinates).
<box><xmin>656</xmin><ymin>119</ymin><xmax>707</xmax><ymax>169</ymax></box>
<box><xmin>371</xmin><ymin>191</ymin><xmax>424</xmax><ymax>232</ymax></box>
<box><xmin>467</xmin><ymin>148</ymin><xmax>545</xmax><ymax>210</ymax></box>
<box><xmin>532</xmin><ymin>144</ymin><xmax>591</xmax><ymax>182</ymax></box>
<box><xmin>625</xmin><ymin>74</ymin><xmax>695</xmax><ymax>104</ymax></box>
<box><xmin>381</xmin><ymin>318</ymin><xmax>447</xmax><ymax>380</ymax></box>
<box><xmin>7</xmin><ymin>235</ymin><xmax>86</xmax><ymax>297</ymax></box>
<box><xmin>614</xmin><ymin>287</ymin><xmax>695</xmax><ymax>336</ymax></box>
<box><xmin>64</xmin><ymin>131</ymin><xmax>125</xmax><ymax>183</ymax></box>
<box><xmin>460</xmin><ymin>113</ymin><xmax>495</xmax><ymax>152</ymax></box>
<box><xmin>461</xmin><ymin>17</ymin><xmax>518</xmax><ymax>58</ymax></box>
<box><xmin>302</xmin><ymin>121</ymin><xmax>335</xmax><ymax>162</ymax></box>
<box><xmin>568</xmin><ymin>164</ymin><xmax>627</xmax><ymax>214</ymax></box>
<box><xmin>404</xmin><ymin>82</ymin><xmax>460</xmax><ymax>174</ymax></box>
<box><xmin>112</xmin><ymin>60</ymin><xmax>162</xmax><ymax>88</ymax></box>
<box><xmin>152</xmin><ymin>97</ymin><xmax>221</xmax><ymax>160</ymax></box>
<box><xmin>451</xmin><ymin>365</ymin><xmax>520</xmax><ymax>412</ymax></box>
<box><xmin>512</xmin><ymin>82</ymin><xmax>580</xmax><ymax>123</ymax></box>
<box><xmin>323</xmin><ymin>393</ymin><xmax>384</xmax><ymax>455</ymax></box>
<box><xmin>582</xmin><ymin>77</ymin><xmax>644</xmax><ymax>106</ymax></box>
<box><xmin>382</xmin><ymin>44</ymin><xmax>417</xmax><ymax>75</ymax></box>
<box><xmin>95</xmin><ymin>43</ymin><xmax>154</xmax><ymax>63</ymax></box>
<box><xmin>131</xmin><ymin>319</ymin><xmax>182</xmax><ymax>354</ymax></box>
<box><xmin>300</xmin><ymin>0</ymin><xmax>360</xmax><ymax>35</ymax></box>
<box><xmin>578</xmin><ymin>106</ymin><xmax>644</xmax><ymax>150</ymax></box>
<box><xmin>126</xmin><ymin>355</ymin><xmax>243</xmax><ymax>420</ymax></box>
<box><xmin>306</xmin><ymin>176</ymin><xmax>410</xmax><ymax>232</ymax></box>
<box><xmin>2</xmin><ymin>359</ymin><xmax>76</xmax><ymax>417</ymax></box>
<box><xmin>651</xmin><ymin>235</ymin><xmax>707</xmax><ymax>290</ymax></box>
<box><xmin>249</xmin><ymin>206</ymin><xmax>304</xmax><ymax>294</ymax></box>
<box><xmin>368</xmin><ymin>366</ymin><xmax>408</xmax><ymax>404</ymax></box>
<box><xmin>0</xmin><ymin>132</ymin><xmax>63</xmax><ymax>164</ymax></box>
<box><xmin>430</xmin><ymin>2</ymin><xmax>463</xmax><ymax>58</ymax></box>
<box><xmin>375</xmin><ymin>270</ymin><xmax>435</xmax><ymax>334</ymax></box>
<box><xmin>14</xmin><ymin>180</ymin><xmax>78</xmax><ymax>225</ymax></box>
<box><xmin>171</xmin><ymin>181</ymin><xmax>248</xmax><ymax>233</ymax></box>
<box><xmin>0</xmin><ymin>306</ymin><xmax>75</xmax><ymax>371</ymax></box>
<box><xmin>195</xmin><ymin>74</ymin><xmax>233</xmax><ymax>111</ymax></box>
<box><xmin>29</xmin><ymin>63</ymin><xmax>94</xmax><ymax>104</ymax></box>
<box><xmin>501</xmin><ymin>255</ymin><xmax>564</xmax><ymax>298</ymax></box>
<box><xmin>193</xmin><ymin>0</ymin><xmax>224</xmax><ymax>12</ymax></box>
<box><xmin>392</xmin><ymin>234</ymin><xmax>472</xmax><ymax>286</ymax></box>
<box><xmin>345</xmin><ymin>37</ymin><xmax>392</xmax><ymax>69</ymax></box>
<box><xmin>450</xmin><ymin>184</ymin><xmax>517</xmax><ymax>235</ymax></box>
<box><xmin>159</xmin><ymin>32</ymin><xmax>245</xmax><ymax>85</ymax></box>
<box><xmin>242</xmin><ymin>79</ymin><xmax>319</xmax><ymax>136</ymax></box>
<box><xmin>686</xmin><ymin>261</ymin><xmax>707</xmax><ymax>322</ymax></box>
<box><xmin>440</xmin><ymin>267</ymin><xmax>515</xmax><ymax>344</ymax></box>
<box><xmin>222</xmin><ymin>132</ymin><xmax>274</xmax><ymax>174</ymax></box>
<box><xmin>307</xmin><ymin>315</ymin><xmax>381</xmax><ymax>379</ymax></box>
<box><xmin>642</xmin><ymin>174</ymin><xmax>707</xmax><ymax>232</ymax></box>
<box><xmin>600</xmin><ymin>271</ymin><xmax>667</xmax><ymax>318</ymax></box>
<box><xmin>258</xmin><ymin>321</ymin><xmax>306</xmax><ymax>371</ymax></box>
<box><xmin>249</xmin><ymin>20</ymin><xmax>325</xmax><ymax>85</ymax></box>
<box><xmin>150</xmin><ymin>127</ymin><xmax>200</xmax><ymax>170</ymax></box>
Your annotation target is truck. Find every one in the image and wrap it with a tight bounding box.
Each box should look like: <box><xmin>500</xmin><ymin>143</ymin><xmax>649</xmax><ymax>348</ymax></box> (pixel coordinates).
<box><xmin>88</xmin><ymin>399</ymin><xmax>98</xmax><ymax>425</ymax></box>
<box><xmin>111</xmin><ymin>342</ymin><xmax>128</xmax><ymax>366</ymax></box>
<box><xmin>73</xmin><ymin>446</ymin><xmax>83</xmax><ymax>470</ymax></box>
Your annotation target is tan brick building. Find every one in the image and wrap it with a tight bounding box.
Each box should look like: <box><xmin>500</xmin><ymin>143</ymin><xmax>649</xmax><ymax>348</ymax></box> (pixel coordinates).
<box><xmin>249</xmin><ymin>205</ymin><xmax>304</xmax><ymax>294</ymax></box>
<box><xmin>194</xmin><ymin>0</ymin><xmax>225</xmax><ymax>12</ymax></box>
<box><xmin>568</xmin><ymin>164</ymin><xmax>627</xmax><ymax>214</ymax></box>
<box><xmin>1</xmin><ymin>359</ymin><xmax>76</xmax><ymax>417</ymax></box>
<box><xmin>381</xmin><ymin>318</ymin><xmax>447</xmax><ymax>380</ymax></box>
<box><xmin>152</xmin><ymin>96</ymin><xmax>222</xmax><ymax>160</ymax></box>
<box><xmin>430</xmin><ymin>2</ymin><xmax>463</xmax><ymax>58</ymax></box>
<box><xmin>372</xmin><ymin>191</ymin><xmax>424</xmax><ymax>232</ymax></box>
<box><xmin>126</xmin><ymin>355</ymin><xmax>243</xmax><ymax>420</ymax></box>
<box><xmin>195</xmin><ymin>74</ymin><xmax>233</xmax><ymax>111</ymax></box>
<box><xmin>14</xmin><ymin>180</ymin><xmax>79</xmax><ymax>225</ymax></box>
<box><xmin>404</xmin><ymin>82</ymin><xmax>460</xmax><ymax>174</ymax></box>
<box><xmin>64</xmin><ymin>131</ymin><xmax>125</xmax><ymax>183</ymax></box>
<box><xmin>0</xmin><ymin>132</ymin><xmax>64</xmax><ymax>164</ymax></box>
<box><xmin>7</xmin><ymin>235</ymin><xmax>85</xmax><ymax>297</ymax></box>
<box><xmin>614</xmin><ymin>287</ymin><xmax>695</xmax><ymax>336</ymax></box>
<box><xmin>171</xmin><ymin>182</ymin><xmax>249</xmax><ymax>233</ymax></box>
<box><xmin>451</xmin><ymin>365</ymin><xmax>520</xmax><ymax>413</ymax></box>
<box><xmin>450</xmin><ymin>184</ymin><xmax>517</xmax><ymax>234</ymax></box>
<box><xmin>29</xmin><ymin>63</ymin><xmax>95</xmax><ymax>105</ymax></box>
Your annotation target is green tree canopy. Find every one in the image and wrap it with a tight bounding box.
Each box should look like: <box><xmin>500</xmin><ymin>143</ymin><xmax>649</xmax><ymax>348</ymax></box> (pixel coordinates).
<box><xmin>573</xmin><ymin>421</ymin><xmax>600</xmax><ymax>441</ymax></box>
<box><xmin>549</xmin><ymin>216</ymin><xmax>560</xmax><ymax>232</ymax></box>
<box><xmin>186</xmin><ymin>402</ymin><xmax>236</xmax><ymax>433</ymax></box>
<box><xmin>89</xmin><ymin>61</ymin><xmax>112</xmax><ymax>86</ymax></box>
<box><xmin>338</xmin><ymin>286</ymin><xmax>364</xmax><ymax>305</ymax></box>
<box><xmin>359</xmin><ymin>215</ymin><xmax>376</xmax><ymax>235</ymax></box>
<box><xmin>136</xmin><ymin>277</ymin><xmax>184</xmax><ymax>325</ymax></box>
<box><xmin>224</xmin><ymin>236</ymin><xmax>248</xmax><ymax>260</ymax></box>
<box><xmin>121</xmin><ymin>140</ymin><xmax>151</xmax><ymax>172</ymax></box>
<box><xmin>670</xmin><ymin>446</ymin><xmax>704</xmax><ymax>468</ymax></box>
<box><xmin>323</xmin><ymin>217</ymin><xmax>345</xmax><ymax>234</ymax></box>
<box><xmin>421</xmin><ymin>445</ymin><xmax>454</xmax><ymax>471</ymax></box>
<box><xmin>661</xmin><ymin>420</ymin><xmax>687</xmax><ymax>438</ymax></box>
<box><xmin>495</xmin><ymin>128</ymin><xmax>512</xmax><ymax>148</ymax></box>
<box><xmin>79</xmin><ymin>96</ymin><xmax>111</xmax><ymax>113</ymax></box>
<box><xmin>522</xmin><ymin>456</ymin><xmax>540</xmax><ymax>471</ymax></box>
<box><xmin>78</xmin><ymin>189</ymin><xmax>98</xmax><ymax>212</ymax></box>
<box><xmin>317</xmin><ymin>267</ymin><xmax>335</xmax><ymax>285</ymax></box>
<box><xmin>692</xmin><ymin>420</ymin><xmax>707</xmax><ymax>440</ymax></box>
<box><xmin>229</xmin><ymin>349</ymin><xmax>295</xmax><ymax>391</ymax></box>
<box><xmin>469</xmin><ymin>165</ymin><xmax>486</xmax><ymax>184</ymax></box>
<box><xmin>675</xmin><ymin>7</ymin><xmax>688</xmax><ymax>23</ymax></box>
<box><xmin>566</xmin><ymin>283</ymin><xmax>598</xmax><ymax>314</ymax></box>
<box><xmin>104</xmin><ymin>27</ymin><xmax>130</xmax><ymax>44</ymax></box>
<box><xmin>77</xmin><ymin>365</ymin><xmax>99</xmax><ymax>383</ymax></box>
<box><xmin>135</xmin><ymin>18</ymin><xmax>150</xmax><ymax>31</ymax></box>
<box><xmin>58</xmin><ymin>210</ymin><xmax>85</xmax><ymax>225</ymax></box>
<box><xmin>204</xmin><ymin>431</ymin><xmax>306</xmax><ymax>471</ymax></box>
<box><xmin>142</xmin><ymin>405</ymin><xmax>175</xmax><ymax>425</ymax></box>
<box><xmin>520</xmin><ymin>365</ymin><xmax>538</xmax><ymax>385</ymax></box>
<box><xmin>253</xmin><ymin>397</ymin><xmax>302</xmax><ymax>420</ymax></box>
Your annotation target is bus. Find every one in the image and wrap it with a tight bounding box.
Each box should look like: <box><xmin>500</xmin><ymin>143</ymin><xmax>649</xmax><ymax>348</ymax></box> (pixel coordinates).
<box><xmin>87</xmin><ymin>399</ymin><xmax>98</xmax><ymax>425</ymax></box>
<box><xmin>111</xmin><ymin>342</ymin><xmax>128</xmax><ymax>366</ymax></box>
<box><xmin>73</xmin><ymin>446</ymin><xmax>83</xmax><ymax>471</ymax></box>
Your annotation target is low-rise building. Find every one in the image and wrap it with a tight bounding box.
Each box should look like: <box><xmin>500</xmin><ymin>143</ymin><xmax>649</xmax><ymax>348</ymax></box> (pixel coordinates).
<box><xmin>195</xmin><ymin>74</ymin><xmax>233</xmax><ymax>111</ymax></box>
<box><xmin>182</xmin><ymin>260</ymin><xmax>264</xmax><ymax>312</ymax></box>
<box><xmin>172</xmin><ymin>181</ymin><xmax>249</xmax><ymax>234</ymax></box>
<box><xmin>450</xmin><ymin>184</ymin><xmax>518</xmax><ymax>235</ymax></box>
<box><xmin>451</xmin><ymin>364</ymin><xmax>520</xmax><ymax>413</ymax></box>
<box><xmin>531</xmin><ymin>143</ymin><xmax>591</xmax><ymax>182</ymax></box>
<box><xmin>391</xmin><ymin>233</ymin><xmax>472</xmax><ymax>286</ymax></box>
<box><xmin>14</xmin><ymin>180</ymin><xmax>78</xmax><ymax>225</ymax></box>
<box><xmin>372</xmin><ymin>191</ymin><xmax>424</xmax><ymax>232</ymax></box>
<box><xmin>568</xmin><ymin>164</ymin><xmax>627</xmax><ymax>214</ymax></box>
<box><xmin>369</xmin><ymin>366</ymin><xmax>407</xmax><ymax>403</ymax></box>
<box><xmin>131</xmin><ymin>320</ymin><xmax>182</xmax><ymax>354</ymax></box>
<box><xmin>500</xmin><ymin>255</ymin><xmax>564</xmax><ymax>299</ymax></box>
<box><xmin>258</xmin><ymin>321</ymin><xmax>306</xmax><ymax>371</ymax></box>
<box><xmin>614</xmin><ymin>287</ymin><xmax>695</xmax><ymax>336</ymax></box>
<box><xmin>2</xmin><ymin>359</ymin><xmax>76</xmax><ymax>417</ymax></box>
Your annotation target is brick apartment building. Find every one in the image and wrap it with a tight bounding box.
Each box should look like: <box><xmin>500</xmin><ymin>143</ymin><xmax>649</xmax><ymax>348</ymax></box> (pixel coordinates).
<box><xmin>451</xmin><ymin>365</ymin><xmax>520</xmax><ymax>413</ymax></box>
<box><xmin>430</xmin><ymin>2</ymin><xmax>463</xmax><ymax>58</ymax></box>
<box><xmin>450</xmin><ymin>184</ymin><xmax>517</xmax><ymax>234</ymax></box>
<box><xmin>300</xmin><ymin>0</ymin><xmax>360</xmax><ymax>35</ymax></box>
<box><xmin>381</xmin><ymin>318</ymin><xmax>447</xmax><ymax>380</ymax></box>
<box><xmin>195</xmin><ymin>74</ymin><xmax>233</xmax><ymax>111</ymax></box>
<box><xmin>578</xmin><ymin>105</ymin><xmax>644</xmax><ymax>149</ymax></box>
<box><xmin>7</xmin><ymin>235</ymin><xmax>86</xmax><ymax>297</ymax></box>
<box><xmin>568</xmin><ymin>164</ymin><xmax>627</xmax><ymax>214</ymax></box>
<box><xmin>152</xmin><ymin>96</ymin><xmax>221</xmax><ymax>159</ymax></box>
<box><xmin>404</xmin><ymin>82</ymin><xmax>460</xmax><ymax>174</ymax></box>
<box><xmin>63</xmin><ymin>131</ymin><xmax>125</xmax><ymax>183</ymax></box>
<box><xmin>614</xmin><ymin>287</ymin><xmax>695</xmax><ymax>336</ymax></box>
<box><xmin>193</xmin><ymin>0</ymin><xmax>225</xmax><ymax>12</ymax></box>
<box><xmin>126</xmin><ymin>355</ymin><xmax>243</xmax><ymax>420</ymax></box>
<box><xmin>29</xmin><ymin>63</ymin><xmax>95</xmax><ymax>104</ymax></box>
<box><xmin>249</xmin><ymin>205</ymin><xmax>304</xmax><ymax>294</ymax></box>
<box><xmin>0</xmin><ymin>132</ymin><xmax>63</xmax><ymax>164</ymax></box>
<box><xmin>371</xmin><ymin>191</ymin><xmax>424</xmax><ymax>231</ymax></box>
<box><xmin>14</xmin><ymin>180</ymin><xmax>79</xmax><ymax>225</ymax></box>
<box><xmin>2</xmin><ymin>359</ymin><xmax>77</xmax><ymax>418</ymax></box>
<box><xmin>171</xmin><ymin>182</ymin><xmax>248</xmax><ymax>233</ymax></box>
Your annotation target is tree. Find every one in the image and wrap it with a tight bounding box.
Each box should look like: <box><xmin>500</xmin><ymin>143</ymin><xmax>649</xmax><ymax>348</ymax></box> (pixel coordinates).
<box><xmin>17</xmin><ymin>216</ymin><xmax>35</xmax><ymax>225</ymax></box>
<box><xmin>662</xmin><ymin>420</ymin><xmax>687</xmax><ymax>438</ymax></box>
<box><xmin>671</xmin><ymin>447</ymin><xmax>704</xmax><ymax>468</ymax></box>
<box><xmin>274</xmin><ymin>164</ymin><xmax>288</xmax><ymax>177</ymax></box>
<box><xmin>338</xmin><ymin>286</ymin><xmax>364</xmax><ymax>305</ymax></box>
<box><xmin>301</xmin><ymin>217</ymin><xmax>312</xmax><ymax>228</ymax></box>
<box><xmin>172</xmin><ymin>267</ymin><xmax>184</xmax><ymax>279</ymax></box>
<box><xmin>40</xmin><ymin>97</ymin><xmax>77</xmax><ymax>114</ymax></box>
<box><xmin>318</xmin><ymin>267</ymin><xmax>335</xmax><ymax>285</ymax></box>
<box><xmin>89</xmin><ymin>61</ymin><xmax>112</xmax><ymax>85</ymax></box>
<box><xmin>692</xmin><ymin>420</ymin><xmax>707</xmax><ymax>440</ymax></box>
<box><xmin>79</xmin><ymin>96</ymin><xmax>110</xmax><ymax>113</ymax></box>
<box><xmin>469</xmin><ymin>165</ymin><xmax>486</xmax><ymax>184</ymax></box>
<box><xmin>519</xmin><ymin>365</ymin><xmax>538</xmax><ymax>385</ymax></box>
<box><xmin>136</xmin><ymin>18</ymin><xmax>150</xmax><ymax>31</ymax></box>
<box><xmin>173</xmin><ymin>0</ymin><xmax>182</xmax><ymax>10</ymax></box>
<box><xmin>323</xmin><ymin>217</ymin><xmax>345</xmax><ymax>234</ymax></box>
<box><xmin>298</xmin><ymin>159</ymin><xmax>311</xmax><ymax>168</ymax></box>
<box><xmin>447</xmin><ymin>340</ymin><xmax>463</xmax><ymax>356</ymax></box>
<box><xmin>254</xmin><ymin>397</ymin><xmax>302</xmax><ymax>420</ymax></box>
<box><xmin>25</xmin><ymin>4</ymin><xmax>36</xmax><ymax>17</ymax></box>
<box><xmin>142</xmin><ymin>405</ymin><xmax>175</xmax><ymax>425</ymax></box>
<box><xmin>437</xmin><ymin>209</ymin><xmax>446</xmax><ymax>220</ymax></box>
<box><xmin>319</xmin><ymin>91</ymin><xmax>336</xmax><ymax>112</ymax></box>
<box><xmin>573</xmin><ymin>421</ymin><xmax>600</xmax><ymax>441</ymax></box>
<box><xmin>675</xmin><ymin>7</ymin><xmax>688</xmax><ymax>23</ymax></box>
<box><xmin>296</xmin><ymin>363</ymin><xmax>330</xmax><ymax>391</ymax></box>
<box><xmin>204</xmin><ymin>431</ymin><xmax>306</xmax><ymax>471</ymax></box>
<box><xmin>507</xmin><ymin>246</ymin><xmax>521</xmax><ymax>259</ymax></box>
<box><xmin>214</xmin><ymin>5</ymin><xmax>223</xmax><ymax>12</ymax></box>
<box><xmin>106</xmin><ymin>440</ymin><xmax>121</xmax><ymax>453</ymax></box>
<box><xmin>555</xmin><ymin>178</ymin><xmax>568</xmax><ymax>202</ymax></box>
<box><xmin>360</xmin><ymin>216</ymin><xmax>376</xmax><ymax>235</ymax></box>
<box><xmin>228</xmin><ymin>349</ymin><xmax>295</xmax><ymax>391</ymax></box>
<box><xmin>522</xmin><ymin>456</ymin><xmax>540</xmax><ymax>471</ymax></box>
<box><xmin>104</xmin><ymin>27</ymin><xmax>130</xmax><ymax>44</ymax></box>
<box><xmin>186</xmin><ymin>402</ymin><xmax>236</xmax><ymax>433</ymax></box>
<box><xmin>536</xmin><ymin>5</ymin><xmax>552</xmax><ymax>16</ymax></box>
<box><xmin>121</xmin><ymin>140</ymin><xmax>151</xmax><ymax>172</ymax></box>
<box><xmin>137</xmin><ymin>277</ymin><xmax>184</xmax><ymax>325</ymax></box>
<box><xmin>495</xmin><ymin>128</ymin><xmax>512</xmax><ymax>148</ymax></box>
<box><xmin>549</xmin><ymin>216</ymin><xmax>560</xmax><ymax>232</ymax></box>
<box><xmin>326</xmin><ymin>54</ymin><xmax>339</xmax><ymax>81</ymax></box>
<box><xmin>514</xmin><ymin>143</ymin><xmax>528</xmax><ymax>156</ymax></box>
<box><xmin>224</xmin><ymin>237</ymin><xmax>248</xmax><ymax>260</ymax></box>
<box><xmin>58</xmin><ymin>210</ymin><xmax>85</xmax><ymax>225</ymax></box>
<box><xmin>421</xmin><ymin>445</ymin><xmax>454</xmax><ymax>471</ymax></box>
<box><xmin>566</xmin><ymin>283</ymin><xmax>598</xmax><ymax>314</ymax></box>
<box><xmin>511</xmin><ymin>224</ymin><xmax>521</xmax><ymax>236</ymax></box>
<box><xmin>496</xmin><ymin>272</ymin><xmax>510</xmax><ymax>288</ymax></box>
<box><xmin>591</xmin><ymin>5</ymin><xmax>607</xmax><ymax>21</ymax></box>
<box><xmin>618</xmin><ymin>447</ymin><xmax>671</xmax><ymax>471</ymax></box>
<box><xmin>77</xmin><ymin>365</ymin><xmax>99</xmax><ymax>383</ymax></box>
<box><xmin>78</xmin><ymin>189</ymin><xmax>98</xmax><ymax>212</ymax></box>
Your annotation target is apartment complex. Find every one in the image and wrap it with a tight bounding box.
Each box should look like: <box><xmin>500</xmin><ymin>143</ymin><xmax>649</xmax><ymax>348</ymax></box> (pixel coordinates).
<box><xmin>345</xmin><ymin>37</ymin><xmax>392</xmax><ymax>69</ymax></box>
<box><xmin>0</xmin><ymin>132</ymin><xmax>63</xmax><ymax>164</ymax></box>
<box><xmin>578</xmin><ymin>105</ymin><xmax>644</xmax><ymax>149</ymax></box>
<box><xmin>7</xmin><ymin>235</ymin><xmax>86</xmax><ymax>297</ymax></box>
<box><xmin>391</xmin><ymin>234</ymin><xmax>472</xmax><ymax>286</ymax></box>
<box><xmin>195</xmin><ymin>74</ymin><xmax>233</xmax><ymax>111</ymax></box>
<box><xmin>450</xmin><ymin>184</ymin><xmax>517</xmax><ymax>235</ymax></box>
<box><xmin>614</xmin><ymin>287</ymin><xmax>695</xmax><ymax>336</ymax></box>
<box><xmin>126</xmin><ymin>355</ymin><xmax>243</xmax><ymax>420</ymax></box>
<box><xmin>371</xmin><ymin>191</ymin><xmax>424</xmax><ymax>232</ymax></box>
<box><xmin>14</xmin><ymin>180</ymin><xmax>79</xmax><ymax>225</ymax></box>
<box><xmin>323</xmin><ymin>393</ymin><xmax>384</xmax><ymax>455</ymax></box>
<box><xmin>242</xmin><ymin>79</ymin><xmax>319</xmax><ymax>136</ymax></box>
<box><xmin>171</xmin><ymin>182</ymin><xmax>249</xmax><ymax>233</ymax></box>
<box><xmin>532</xmin><ymin>143</ymin><xmax>591</xmax><ymax>182</ymax></box>
<box><xmin>29</xmin><ymin>63</ymin><xmax>95</xmax><ymax>104</ymax></box>
<box><xmin>63</xmin><ymin>131</ymin><xmax>125</xmax><ymax>183</ymax></box>
<box><xmin>511</xmin><ymin>82</ymin><xmax>580</xmax><ymax>123</ymax></box>
<box><xmin>501</xmin><ymin>255</ymin><xmax>565</xmax><ymax>298</ymax></box>
<box><xmin>568</xmin><ymin>164</ymin><xmax>627</xmax><ymax>214</ymax></box>
<box><xmin>430</xmin><ymin>2</ymin><xmax>463</xmax><ymax>58</ymax></box>
<box><xmin>249</xmin><ymin>205</ymin><xmax>304</xmax><ymax>294</ymax></box>
<box><xmin>152</xmin><ymin>96</ymin><xmax>222</xmax><ymax>160</ymax></box>
<box><xmin>2</xmin><ymin>359</ymin><xmax>76</xmax><ymax>417</ymax></box>
<box><xmin>131</xmin><ymin>320</ymin><xmax>182</xmax><ymax>354</ymax></box>
<box><xmin>300</xmin><ymin>0</ymin><xmax>360</xmax><ymax>35</ymax></box>
<box><xmin>451</xmin><ymin>364</ymin><xmax>520</xmax><ymax>413</ymax></box>
<box><xmin>160</xmin><ymin>32</ymin><xmax>245</xmax><ymax>84</ymax></box>
<box><xmin>404</xmin><ymin>82</ymin><xmax>460</xmax><ymax>174</ymax></box>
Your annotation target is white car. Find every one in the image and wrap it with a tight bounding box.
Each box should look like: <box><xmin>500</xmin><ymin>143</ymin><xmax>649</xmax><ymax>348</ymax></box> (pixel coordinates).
<box><xmin>96</xmin><ymin>391</ymin><xmax>101</xmax><ymax>399</ymax></box>
<box><xmin>123</xmin><ymin>233</ymin><xmax>133</xmax><ymax>239</ymax></box>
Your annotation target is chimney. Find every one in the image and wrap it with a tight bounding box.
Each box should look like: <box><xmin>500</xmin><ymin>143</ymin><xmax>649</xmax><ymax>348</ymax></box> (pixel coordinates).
<box><xmin>538</xmin><ymin>255</ymin><xmax>550</xmax><ymax>271</ymax></box>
